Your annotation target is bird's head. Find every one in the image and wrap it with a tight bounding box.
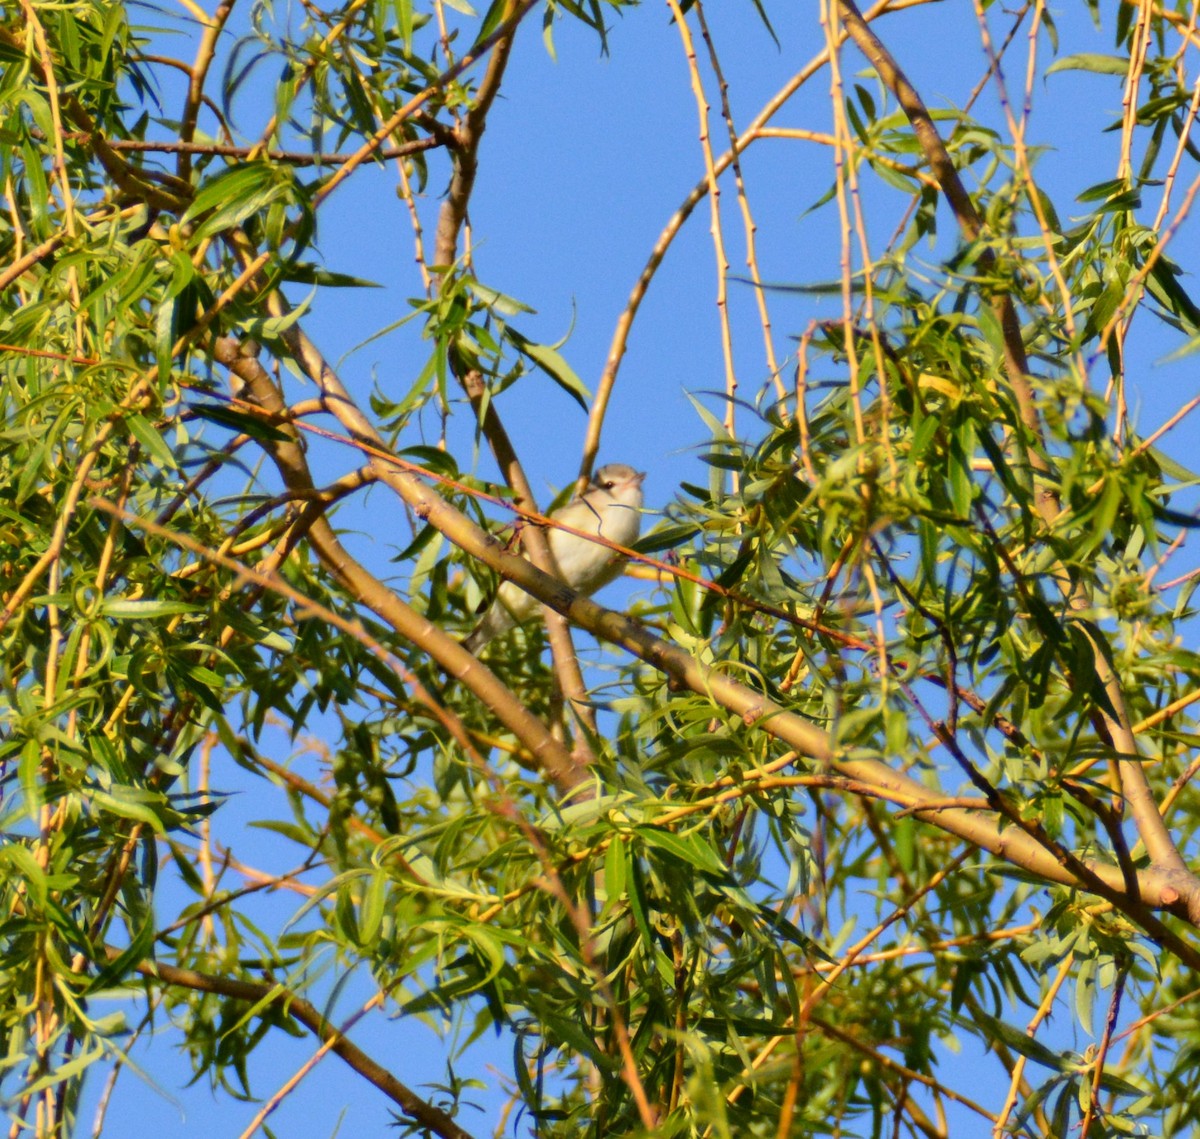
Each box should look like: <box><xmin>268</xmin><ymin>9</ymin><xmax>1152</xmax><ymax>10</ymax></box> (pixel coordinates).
<box><xmin>590</xmin><ymin>463</ymin><xmax>645</xmax><ymax>507</ymax></box>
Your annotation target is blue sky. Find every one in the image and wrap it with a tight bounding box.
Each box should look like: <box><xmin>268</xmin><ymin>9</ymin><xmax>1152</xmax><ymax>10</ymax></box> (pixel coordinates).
<box><xmin>72</xmin><ymin>0</ymin><xmax>1200</xmax><ymax>1134</ymax></box>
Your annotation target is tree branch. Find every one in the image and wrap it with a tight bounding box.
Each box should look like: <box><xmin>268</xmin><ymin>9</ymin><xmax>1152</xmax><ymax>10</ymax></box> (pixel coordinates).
<box><xmin>834</xmin><ymin>0</ymin><xmax>1197</xmax><ymax>904</ymax></box>
<box><xmin>211</xmin><ymin>337</ymin><xmax>586</xmax><ymax>795</ymax></box>
<box><xmin>106</xmin><ymin>137</ymin><xmax>442</xmax><ymax>166</ymax></box>
<box><xmin>114</xmin><ymin>951</ymin><xmax>477</xmax><ymax>1139</ymax></box>
<box><xmin>243</xmin><ymin>393</ymin><xmax>1200</xmax><ymax>942</ymax></box>
<box><xmin>423</xmin><ymin>0</ymin><xmax>601</xmax><ymax>771</ymax></box>
<box><xmin>459</xmin><ymin>368</ymin><xmax>599</xmax><ymax>773</ymax></box>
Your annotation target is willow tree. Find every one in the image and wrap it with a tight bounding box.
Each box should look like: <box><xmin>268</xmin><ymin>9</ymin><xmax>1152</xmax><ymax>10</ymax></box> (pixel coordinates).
<box><xmin>4</xmin><ymin>0</ymin><xmax>1200</xmax><ymax>1135</ymax></box>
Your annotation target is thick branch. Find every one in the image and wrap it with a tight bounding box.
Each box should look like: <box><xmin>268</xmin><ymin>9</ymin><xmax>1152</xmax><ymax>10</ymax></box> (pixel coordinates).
<box><xmin>212</xmin><ymin>338</ymin><xmax>585</xmax><ymax>795</ymax></box>
<box><xmin>432</xmin><ymin>0</ymin><xmax>527</xmax><ymax>265</ymax></box>
<box><xmin>178</xmin><ymin>0</ymin><xmax>236</xmax><ymax>182</ymax></box>
<box><xmin>460</xmin><ymin>368</ymin><xmax>599</xmax><ymax>772</ymax></box>
<box><xmin>336</xmin><ymin>437</ymin><xmax>1200</xmax><ymax>942</ymax></box>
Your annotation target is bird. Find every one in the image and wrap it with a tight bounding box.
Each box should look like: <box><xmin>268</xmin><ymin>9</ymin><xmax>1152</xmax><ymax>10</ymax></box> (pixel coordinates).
<box><xmin>462</xmin><ymin>463</ymin><xmax>645</xmax><ymax>652</ymax></box>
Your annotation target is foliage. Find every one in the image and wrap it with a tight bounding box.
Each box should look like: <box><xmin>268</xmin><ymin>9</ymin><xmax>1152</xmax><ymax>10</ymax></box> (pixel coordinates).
<box><xmin>2</xmin><ymin>0</ymin><xmax>1200</xmax><ymax>1136</ymax></box>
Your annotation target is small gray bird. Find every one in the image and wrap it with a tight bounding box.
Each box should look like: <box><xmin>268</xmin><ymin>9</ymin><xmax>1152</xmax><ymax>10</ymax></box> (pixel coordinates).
<box><xmin>463</xmin><ymin>463</ymin><xmax>645</xmax><ymax>652</ymax></box>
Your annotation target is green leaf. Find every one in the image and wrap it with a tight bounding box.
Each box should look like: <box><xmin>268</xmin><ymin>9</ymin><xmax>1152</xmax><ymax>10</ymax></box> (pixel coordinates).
<box><xmin>88</xmin><ymin>786</ymin><xmax>171</xmax><ymax>833</ymax></box>
<box><xmin>188</xmin><ymin>400</ymin><xmax>292</xmax><ymax>442</ymax></box>
<box><xmin>505</xmin><ymin>328</ymin><xmax>591</xmax><ymax>411</ymax></box>
<box><xmin>86</xmin><ymin>907</ymin><xmax>157</xmax><ymax>994</ymax></box>
<box><xmin>968</xmin><ymin>1008</ymin><xmax>1074</xmax><ymax>1071</ymax></box>
<box><xmin>278</xmin><ymin>263</ymin><xmax>382</xmax><ymax>288</ymax></box>
<box><xmin>625</xmin><ymin>843</ymin><xmax>656</xmax><ymax>950</ymax></box>
<box><xmin>100</xmin><ymin>599</ymin><xmax>201</xmax><ymax>619</ymax></box>
<box><xmin>125</xmin><ymin>413</ymin><xmax>178</xmax><ymax>469</ymax></box>
<box><xmin>18</xmin><ymin>738</ymin><xmax>43</xmax><ymax>826</ymax></box>
<box><xmin>182</xmin><ymin>163</ymin><xmax>292</xmax><ymax>241</ymax></box>
<box><xmin>636</xmin><ymin>825</ymin><xmax>728</xmax><ymax>876</ymax></box>
<box><xmin>1076</xmin><ymin>177</ymin><xmax>1131</xmax><ymax>203</ymax></box>
<box><xmin>0</xmin><ymin>838</ymin><xmax>48</xmax><ymax>905</ymax></box>
<box><xmin>238</xmin><ymin>288</ymin><xmax>316</xmax><ymax>342</ymax></box>
<box><xmin>1145</xmin><ymin>255</ymin><xmax>1200</xmax><ymax>335</ymax></box>
<box><xmin>21</xmin><ymin>1043</ymin><xmax>107</xmax><ymax>1095</ymax></box>
<box><xmin>633</xmin><ymin>521</ymin><xmax>699</xmax><ymax>554</ymax></box>
<box><xmin>1046</xmin><ymin>53</ymin><xmax>1129</xmax><ymax>76</ymax></box>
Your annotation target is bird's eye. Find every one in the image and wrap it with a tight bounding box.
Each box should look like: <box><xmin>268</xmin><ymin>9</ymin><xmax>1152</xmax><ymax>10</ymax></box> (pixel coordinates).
<box><xmin>602</xmin><ymin>480</ymin><xmax>615</xmax><ymax>489</ymax></box>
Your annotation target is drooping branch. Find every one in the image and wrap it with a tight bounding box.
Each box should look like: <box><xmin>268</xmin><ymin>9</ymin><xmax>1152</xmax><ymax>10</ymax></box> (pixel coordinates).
<box><xmin>833</xmin><ymin>0</ymin><xmax>1042</xmax><ymax>453</ymax></box>
<box><xmin>579</xmin><ymin>0</ymin><xmax>935</xmax><ymax>482</ymax></box>
<box><xmin>834</xmin><ymin>0</ymin><xmax>1196</xmax><ymax>895</ymax></box>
